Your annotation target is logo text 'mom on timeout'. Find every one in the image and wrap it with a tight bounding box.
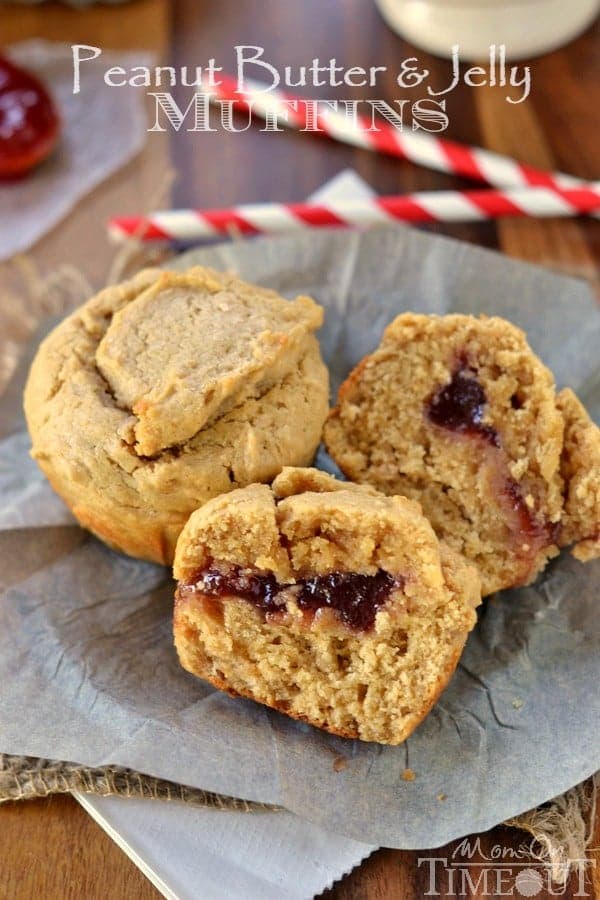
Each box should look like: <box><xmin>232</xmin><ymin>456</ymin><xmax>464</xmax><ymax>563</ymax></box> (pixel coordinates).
<box><xmin>417</xmin><ymin>838</ymin><xmax>594</xmax><ymax>897</ymax></box>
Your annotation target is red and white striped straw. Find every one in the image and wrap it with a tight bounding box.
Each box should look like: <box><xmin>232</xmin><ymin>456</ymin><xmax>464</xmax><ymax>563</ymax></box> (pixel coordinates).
<box><xmin>200</xmin><ymin>75</ymin><xmax>587</xmax><ymax>193</ymax></box>
<box><xmin>108</xmin><ymin>185</ymin><xmax>600</xmax><ymax>243</ymax></box>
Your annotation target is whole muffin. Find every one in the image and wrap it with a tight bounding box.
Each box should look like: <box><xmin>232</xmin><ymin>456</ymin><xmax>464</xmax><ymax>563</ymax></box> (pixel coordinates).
<box><xmin>324</xmin><ymin>313</ymin><xmax>600</xmax><ymax>595</ymax></box>
<box><xmin>24</xmin><ymin>267</ymin><xmax>329</xmax><ymax>564</ymax></box>
<box><xmin>173</xmin><ymin>467</ymin><xmax>481</xmax><ymax>745</ymax></box>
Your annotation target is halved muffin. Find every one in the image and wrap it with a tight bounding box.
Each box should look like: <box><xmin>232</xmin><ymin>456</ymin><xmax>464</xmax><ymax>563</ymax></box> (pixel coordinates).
<box><xmin>173</xmin><ymin>468</ymin><xmax>481</xmax><ymax>745</ymax></box>
<box><xmin>324</xmin><ymin>313</ymin><xmax>600</xmax><ymax>595</ymax></box>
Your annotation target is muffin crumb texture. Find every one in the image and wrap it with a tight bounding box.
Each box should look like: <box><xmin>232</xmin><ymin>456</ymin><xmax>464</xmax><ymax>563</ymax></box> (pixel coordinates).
<box><xmin>324</xmin><ymin>313</ymin><xmax>600</xmax><ymax>595</ymax></box>
<box><xmin>174</xmin><ymin>468</ymin><xmax>481</xmax><ymax>745</ymax></box>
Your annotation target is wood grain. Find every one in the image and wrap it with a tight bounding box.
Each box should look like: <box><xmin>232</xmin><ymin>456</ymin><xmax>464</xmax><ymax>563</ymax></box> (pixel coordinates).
<box><xmin>0</xmin><ymin>796</ymin><xmax>160</xmax><ymax>900</ymax></box>
<box><xmin>0</xmin><ymin>0</ymin><xmax>169</xmax><ymax>50</ymax></box>
<box><xmin>475</xmin><ymin>73</ymin><xmax>600</xmax><ymax>285</ymax></box>
<box><xmin>0</xmin><ymin>1</ymin><xmax>598</xmax><ymax>898</ymax></box>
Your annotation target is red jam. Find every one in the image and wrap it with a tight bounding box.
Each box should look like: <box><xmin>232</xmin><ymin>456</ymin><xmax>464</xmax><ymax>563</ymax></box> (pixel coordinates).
<box><xmin>295</xmin><ymin>570</ymin><xmax>399</xmax><ymax>630</ymax></box>
<box><xmin>0</xmin><ymin>55</ymin><xmax>60</xmax><ymax>179</ymax></box>
<box><xmin>181</xmin><ymin>565</ymin><xmax>401</xmax><ymax>631</ymax></box>
<box><xmin>427</xmin><ymin>358</ymin><xmax>559</xmax><ymax>568</ymax></box>
<box><xmin>427</xmin><ymin>364</ymin><xmax>499</xmax><ymax>447</ymax></box>
<box><xmin>501</xmin><ymin>478</ymin><xmax>560</xmax><ymax>546</ymax></box>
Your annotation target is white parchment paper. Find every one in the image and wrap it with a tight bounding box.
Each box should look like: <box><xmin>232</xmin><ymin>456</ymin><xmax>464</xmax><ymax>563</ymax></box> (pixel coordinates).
<box><xmin>0</xmin><ymin>40</ymin><xmax>149</xmax><ymax>261</ymax></box>
<box><xmin>77</xmin><ymin>792</ymin><xmax>375</xmax><ymax>900</ymax></box>
<box><xmin>0</xmin><ymin>225</ymin><xmax>599</xmax><ymax>849</ymax></box>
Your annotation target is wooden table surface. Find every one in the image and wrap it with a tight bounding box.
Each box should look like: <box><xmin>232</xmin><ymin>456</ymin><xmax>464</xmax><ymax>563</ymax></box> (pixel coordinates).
<box><xmin>0</xmin><ymin>1</ymin><xmax>599</xmax><ymax>898</ymax></box>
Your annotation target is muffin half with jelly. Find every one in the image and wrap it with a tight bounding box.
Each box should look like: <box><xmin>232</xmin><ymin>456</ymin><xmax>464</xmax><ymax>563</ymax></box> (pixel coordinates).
<box><xmin>173</xmin><ymin>467</ymin><xmax>480</xmax><ymax>745</ymax></box>
<box><xmin>324</xmin><ymin>313</ymin><xmax>600</xmax><ymax>595</ymax></box>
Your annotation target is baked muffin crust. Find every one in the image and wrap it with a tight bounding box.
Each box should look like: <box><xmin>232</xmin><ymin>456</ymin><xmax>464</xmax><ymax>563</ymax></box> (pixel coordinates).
<box><xmin>174</xmin><ymin>467</ymin><xmax>481</xmax><ymax>745</ymax></box>
<box><xmin>24</xmin><ymin>268</ymin><xmax>329</xmax><ymax>564</ymax></box>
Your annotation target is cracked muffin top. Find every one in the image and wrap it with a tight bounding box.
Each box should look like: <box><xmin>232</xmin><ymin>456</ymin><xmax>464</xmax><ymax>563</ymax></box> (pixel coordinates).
<box><xmin>95</xmin><ymin>268</ymin><xmax>323</xmax><ymax>456</ymax></box>
<box><xmin>24</xmin><ymin>267</ymin><xmax>329</xmax><ymax>564</ymax></box>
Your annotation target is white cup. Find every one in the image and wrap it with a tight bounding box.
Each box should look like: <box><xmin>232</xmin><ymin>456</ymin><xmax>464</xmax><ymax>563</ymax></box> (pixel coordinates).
<box><xmin>375</xmin><ymin>0</ymin><xmax>600</xmax><ymax>60</ymax></box>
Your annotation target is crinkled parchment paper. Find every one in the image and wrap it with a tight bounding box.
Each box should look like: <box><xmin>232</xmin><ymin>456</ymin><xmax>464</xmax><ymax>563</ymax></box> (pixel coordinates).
<box><xmin>0</xmin><ymin>40</ymin><xmax>150</xmax><ymax>261</ymax></box>
<box><xmin>0</xmin><ymin>226</ymin><xmax>598</xmax><ymax>849</ymax></box>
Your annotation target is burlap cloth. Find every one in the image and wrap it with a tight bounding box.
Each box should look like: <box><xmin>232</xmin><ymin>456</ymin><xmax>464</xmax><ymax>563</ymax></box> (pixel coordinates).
<box><xmin>0</xmin><ymin>251</ymin><xmax>597</xmax><ymax>887</ymax></box>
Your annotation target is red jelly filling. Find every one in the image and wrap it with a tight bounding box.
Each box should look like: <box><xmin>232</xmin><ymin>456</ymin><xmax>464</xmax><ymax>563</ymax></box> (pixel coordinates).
<box><xmin>426</xmin><ymin>359</ymin><xmax>559</xmax><ymax>562</ymax></box>
<box><xmin>295</xmin><ymin>570</ymin><xmax>399</xmax><ymax>631</ymax></box>
<box><xmin>0</xmin><ymin>55</ymin><xmax>60</xmax><ymax>179</ymax></box>
<box><xmin>427</xmin><ymin>364</ymin><xmax>499</xmax><ymax>447</ymax></box>
<box><xmin>501</xmin><ymin>478</ymin><xmax>560</xmax><ymax>547</ymax></box>
<box><xmin>182</xmin><ymin>565</ymin><xmax>401</xmax><ymax>631</ymax></box>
